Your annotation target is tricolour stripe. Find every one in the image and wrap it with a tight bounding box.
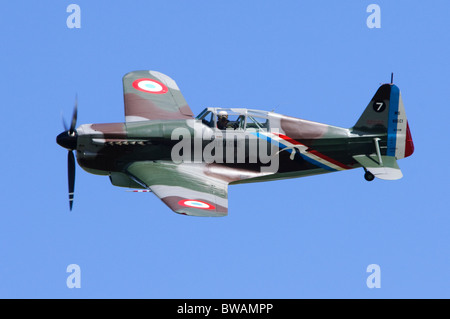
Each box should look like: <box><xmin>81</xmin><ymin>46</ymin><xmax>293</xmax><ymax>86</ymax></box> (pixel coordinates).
<box><xmin>394</xmin><ymin>91</ymin><xmax>408</xmax><ymax>159</ymax></box>
<box><xmin>253</xmin><ymin>132</ymin><xmax>351</xmax><ymax>171</ymax></box>
<box><xmin>387</xmin><ymin>85</ymin><xmax>400</xmax><ymax>156</ymax></box>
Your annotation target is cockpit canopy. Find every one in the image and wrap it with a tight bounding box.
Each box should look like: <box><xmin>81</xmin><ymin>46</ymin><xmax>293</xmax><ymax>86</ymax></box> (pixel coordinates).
<box><xmin>196</xmin><ymin>108</ymin><xmax>270</xmax><ymax>131</ymax></box>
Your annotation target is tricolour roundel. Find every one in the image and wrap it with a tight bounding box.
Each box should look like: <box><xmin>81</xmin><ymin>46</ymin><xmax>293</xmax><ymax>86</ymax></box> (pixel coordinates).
<box><xmin>132</xmin><ymin>78</ymin><xmax>168</xmax><ymax>94</ymax></box>
<box><xmin>178</xmin><ymin>199</ymin><xmax>215</xmax><ymax>210</ymax></box>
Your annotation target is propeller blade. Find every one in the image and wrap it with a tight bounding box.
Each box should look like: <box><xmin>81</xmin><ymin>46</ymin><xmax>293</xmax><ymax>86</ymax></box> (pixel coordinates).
<box><xmin>69</xmin><ymin>94</ymin><xmax>78</xmax><ymax>135</ymax></box>
<box><xmin>61</xmin><ymin>112</ymin><xmax>68</xmax><ymax>131</ymax></box>
<box><xmin>68</xmin><ymin>150</ymin><xmax>76</xmax><ymax>211</ymax></box>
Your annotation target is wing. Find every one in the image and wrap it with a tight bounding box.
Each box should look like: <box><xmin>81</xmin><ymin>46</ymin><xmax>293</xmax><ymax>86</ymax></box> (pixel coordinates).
<box><xmin>125</xmin><ymin>161</ymin><xmax>228</xmax><ymax>217</ymax></box>
<box><xmin>123</xmin><ymin>70</ymin><xmax>194</xmax><ymax>122</ymax></box>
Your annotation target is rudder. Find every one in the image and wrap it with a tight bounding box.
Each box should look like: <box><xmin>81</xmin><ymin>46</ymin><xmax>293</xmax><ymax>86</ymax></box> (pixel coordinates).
<box><xmin>352</xmin><ymin>83</ymin><xmax>414</xmax><ymax>160</ymax></box>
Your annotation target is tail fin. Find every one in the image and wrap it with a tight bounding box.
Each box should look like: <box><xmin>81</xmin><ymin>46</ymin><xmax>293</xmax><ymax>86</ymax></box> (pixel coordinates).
<box><xmin>352</xmin><ymin>83</ymin><xmax>414</xmax><ymax>160</ymax></box>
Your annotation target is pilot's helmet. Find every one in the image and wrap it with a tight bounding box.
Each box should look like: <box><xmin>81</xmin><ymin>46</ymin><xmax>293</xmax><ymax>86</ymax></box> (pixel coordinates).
<box><xmin>218</xmin><ymin>110</ymin><xmax>228</xmax><ymax>119</ymax></box>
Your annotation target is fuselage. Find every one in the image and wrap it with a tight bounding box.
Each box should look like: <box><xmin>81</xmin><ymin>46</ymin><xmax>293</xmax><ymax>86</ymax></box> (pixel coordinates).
<box><xmin>73</xmin><ymin>108</ymin><xmax>386</xmax><ymax>187</ymax></box>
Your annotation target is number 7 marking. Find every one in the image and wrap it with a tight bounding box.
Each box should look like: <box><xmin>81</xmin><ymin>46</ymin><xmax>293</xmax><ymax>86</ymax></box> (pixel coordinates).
<box><xmin>375</xmin><ymin>102</ymin><xmax>384</xmax><ymax>111</ymax></box>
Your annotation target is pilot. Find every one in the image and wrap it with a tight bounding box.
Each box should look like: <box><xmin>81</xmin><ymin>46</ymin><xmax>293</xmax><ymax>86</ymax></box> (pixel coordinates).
<box><xmin>217</xmin><ymin>111</ymin><xmax>229</xmax><ymax>130</ymax></box>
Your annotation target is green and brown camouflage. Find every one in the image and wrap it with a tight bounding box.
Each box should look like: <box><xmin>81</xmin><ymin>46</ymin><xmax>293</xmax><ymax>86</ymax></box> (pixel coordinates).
<box><xmin>56</xmin><ymin>71</ymin><xmax>414</xmax><ymax>216</ymax></box>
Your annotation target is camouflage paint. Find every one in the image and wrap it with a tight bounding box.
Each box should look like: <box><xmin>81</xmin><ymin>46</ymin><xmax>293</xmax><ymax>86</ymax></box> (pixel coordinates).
<box><xmin>58</xmin><ymin>71</ymin><xmax>414</xmax><ymax>216</ymax></box>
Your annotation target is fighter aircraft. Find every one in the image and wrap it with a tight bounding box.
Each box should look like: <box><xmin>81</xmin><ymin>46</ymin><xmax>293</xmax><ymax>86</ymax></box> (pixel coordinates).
<box><xmin>56</xmin><ymin>71</ymin><xmax>414</xmax><ymax>216</ymax></box>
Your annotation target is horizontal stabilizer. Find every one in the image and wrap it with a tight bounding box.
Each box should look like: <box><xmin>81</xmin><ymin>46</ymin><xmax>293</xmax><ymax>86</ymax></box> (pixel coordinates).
<box><xmin>353</xmin><ymin>155</ymin><xmax>403</xmax><ymax>180</ymax></box>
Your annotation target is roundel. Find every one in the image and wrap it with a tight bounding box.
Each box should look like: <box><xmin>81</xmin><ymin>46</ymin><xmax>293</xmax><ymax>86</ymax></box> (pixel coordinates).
<box><xmin>132</xmin><ymin>78</ymin><xmax>168</xmax><ymax>94</ymax></box>
<box><xmin>178</xmin><ymin>199</ymin><xmax>215</xmax><ymax>210</ymax></box>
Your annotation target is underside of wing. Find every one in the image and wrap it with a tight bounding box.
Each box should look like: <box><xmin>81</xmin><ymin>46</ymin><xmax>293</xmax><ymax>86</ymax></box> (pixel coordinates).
<box><xmin>125</xmin><ymin>161</ymin><xmax>228</xmax><ymax>217</ymax></box>
<box><xmin>123</xmin><ymin>70</ymin><xmax>194</xmax><ymax>122</ymax></box>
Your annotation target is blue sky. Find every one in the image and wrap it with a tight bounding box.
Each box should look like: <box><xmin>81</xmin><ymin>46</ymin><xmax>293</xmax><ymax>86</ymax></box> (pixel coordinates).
<box><xmin>1</xmin><ymin>0</ymin><xmax>449</xmax><ymax>298</ymax></box>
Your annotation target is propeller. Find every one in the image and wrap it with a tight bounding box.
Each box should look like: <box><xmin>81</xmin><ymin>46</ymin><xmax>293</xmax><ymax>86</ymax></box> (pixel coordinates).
<box><xmin>57</xmin><ymin>96</ymin><xmax>78</xmax><ymax>211</ymax></box>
